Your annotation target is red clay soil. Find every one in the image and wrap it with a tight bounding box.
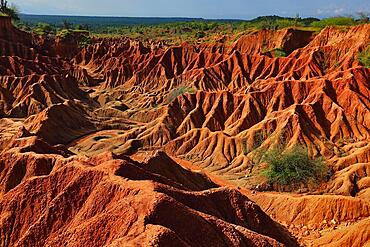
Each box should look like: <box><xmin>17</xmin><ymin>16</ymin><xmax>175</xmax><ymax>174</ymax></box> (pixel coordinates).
<box><xmin>0</xmin><ymin>133</ymin><xmax>298</xmax><ymax>247</ymax></box>
<box><xmin>171</xmin><ymin>156</ymin><xmax>370</xmax><ymax>246</ymax></box>
<box><xmin>0</xmin><ymin>17</ymin><xmax>370</xmax><ymax>246</ymax></box>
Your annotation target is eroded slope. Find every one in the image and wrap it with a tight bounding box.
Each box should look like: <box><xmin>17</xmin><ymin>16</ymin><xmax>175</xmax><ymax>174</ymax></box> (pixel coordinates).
<box><xmin>1</xmin><ymin>17</ymin><xmax>369</xmax><ymax>247</ymax></box>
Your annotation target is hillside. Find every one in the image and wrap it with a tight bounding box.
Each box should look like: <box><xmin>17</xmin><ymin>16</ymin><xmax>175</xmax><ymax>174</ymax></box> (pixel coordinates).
<box><xmin>0</xmin><ymin>15</ymin><xmax>369</xmax><ymax>246</ymax></box>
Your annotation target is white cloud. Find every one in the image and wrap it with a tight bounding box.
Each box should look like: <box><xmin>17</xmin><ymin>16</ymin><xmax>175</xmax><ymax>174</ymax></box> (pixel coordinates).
<box><xmin>316</xmin><ymin>4</ymin><xmax>349</xmax><ymax>17</ymax></box>
<box><xmin>334</xmin><ymin>8</ymin><xmax>345</xmax><ymax>15</ymax></box>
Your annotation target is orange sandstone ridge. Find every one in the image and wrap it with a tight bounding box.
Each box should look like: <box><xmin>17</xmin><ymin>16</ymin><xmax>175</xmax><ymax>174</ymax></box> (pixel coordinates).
<box><xmin>0</xmin><ymin>16</ymin><xmax>369</xmax><ymax>246</ymax></box>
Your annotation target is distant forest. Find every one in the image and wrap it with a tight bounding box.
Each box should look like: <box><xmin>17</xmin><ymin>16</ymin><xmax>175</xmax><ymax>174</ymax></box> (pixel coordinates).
<box><xmin>19</xmin><ymin>14</ymin><xmax>318</xmax><ymax>32</ymax></box>
<box><xmin>19</xmin><ymin>14</ymin><xmax>205</xmax><ymax>27</ymax></box>
<box><xmin>15</xmin><ymin>14</ymin><xmax>369</xmax><ymax>44</ymax></box>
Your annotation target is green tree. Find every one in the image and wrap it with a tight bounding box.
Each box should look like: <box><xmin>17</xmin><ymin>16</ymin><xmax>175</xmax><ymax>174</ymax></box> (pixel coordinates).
<box><xmin>357</xmin><ymin>12</ymin><xmax>369</xmax><ymax>23</ymax></box>
<box><xmin>294</xmin><ymin>13</ymin><xmax>300</xmax><ymax>26</ymax></box>
<box><xmin>0</xmin><ymin>0</ymin><xmax>19</xmax><ymax>20</ymax></box>
<box><xmin>33</xmin><ymin>22</ymin><xmax>55</xmax><ymax>36</ymax></box>
<box><xmin>62</xmin><ymin>19</ymin><xmax>72</xmax><ymax>30</ymax></box>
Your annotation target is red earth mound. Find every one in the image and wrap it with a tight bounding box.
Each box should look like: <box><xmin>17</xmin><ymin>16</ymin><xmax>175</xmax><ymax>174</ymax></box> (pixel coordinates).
<box><xmin>0</xmin><ymin>132</ymin><xmax>298</xmax><ymax>247</ymax></box>
<box><xmin>0</xmin><ymin>16</ymin><xmax>32</xmax><ymax>45</ymax></box>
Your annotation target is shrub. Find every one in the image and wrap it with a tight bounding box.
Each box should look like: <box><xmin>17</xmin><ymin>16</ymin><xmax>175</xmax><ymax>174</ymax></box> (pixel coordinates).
<box><xmin>275</xmin><ymin>19</ymin><xmax>303</xmax><ymax>29</ymax></box>
<box><xmin>57</xmin><ymin>29</ymin><xmax>77</xmax><ymax>39</ymax></box>
<box><xmin>273</xmin><ymin>48</ymin><xmax>287</xmax><ymax>57</ymax></box>
<box><xmin>358</xmin><ymin>45</ymin><xmax>370</xmax><ymax>68</ymax></box>
<box><xmin>242</xmin><ymin>131</ymin><xmax>268</xmax><ymax>155</ymax></box>
<box><xmin>33</xmin><ymin>22</ymin><xmax>55</xmax><ymax>36</ymax></box>
<box><xmin>167</xmin><ymin>86</ymin><xmax>196</xmax><ymax>103</ymax></box>
<box><xmin>0</xmin><ymin>0</ymin><xmax>19</xmax><ymax>20</ymax></box>
<box><xmin>195</xmin><ymin>31</ymin><xmax>206</xmax><ymax>39</ymax></box>
<box><xmin>256</xmin><ymin>19</ymin><xmax>276</xmax><ymax>30</ymax></box>
<box><xmin>78</xmin><ymin>35</ymin><xmax>92</xmax><ymax>48</ymax></box>
<box><xmin>57</xmin><ymin>29</ymin><xmax>89</xmax><ymax>39</ymax></box>
<box><xmin>311</xmin><ymin>17</ymin><xmax>356</xmax><ymax>28</ymax></box>
<box><xmin>261</xmin><ymin>145</ymin><xmax>328</xmax><ymax>185</ymax></box>
<box><xmin>56</xmin><ymin>29</ymin><xmax>91</xmax><ymax>48</ymax></box>
<box><xmin>242</xmin><ymin>139</ymin><xmax>249</xmax><ymax>155</ymax></box>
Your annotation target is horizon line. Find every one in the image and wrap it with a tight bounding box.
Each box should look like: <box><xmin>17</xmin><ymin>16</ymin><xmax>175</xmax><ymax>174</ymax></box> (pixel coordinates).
<box><xmin>19</xmin><ymin>13</ymin><xmax>328</xmax><ymax>21</ymax></box>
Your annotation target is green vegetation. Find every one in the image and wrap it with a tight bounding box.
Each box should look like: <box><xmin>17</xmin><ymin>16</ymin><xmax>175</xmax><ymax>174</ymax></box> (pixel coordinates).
<box><xmin>32</xmin><ymin>22</ymin><xmax>56</xmax><ymax>36</ymax></box>
<box><xmin>167</xmin><ymin>86</ymin><xmax>196</xmax><ymax>103</ymax></box>
<box><xmin>88</xmin><ymin>16</ymin><xmax>321</xmax><ymax>43</ymax></box>
<box><xmin>357</xmin><ymin>12</ymin><xmax>370</xmax><ymax>24</ymax></box>
<box><xmin>242</xmin><ymin>131</ymin><xmax>269</xmax><ymax>156</ymax></box>
<box><xmin>57</xmin><ymin>29</ymin><xmax>89</xmax><ymax>39</ymax></box>
<box><xmin>311</xmin><ymin>17</ymin><xmax>356</xmax><ymax>28</ymax></box>
<box><xmin>0</xmin><ymin>0</ymin><xmax>19</xmax><ymax>20</ymax></box>
<box><xmin>251</xmin><ymin>16</ymin><xmax>308</xmax><ymax>30</ymax></box>
<box><xmin>358</xmin><ymin>45</ymin><xmax>370</xmax><ymax>68</ymax></box>
<box><xmin>55</xmin><ymin>29</ymin><xmax>91</xmax><ymax>47</ymax></box>
<box><xmin>273</xmin><ymin>48</ymin><xmax>287</xmax><ymax>57</ymax></box>
<box><xmin>261</xmin><ymin>145</ymin><xmax>328</xmax><ymax>185</ymax></box>
<box><xmin>12</xmin><ymin>14</ymin><xmax>368</xmax><ymax>44</ymax></box>
<box><xmin>242</xmin><ymin>139</ymin><xmax>249</xmax><ymax>155</ymax></box>
<box><xmin>14</xmin><ymin>15</ymin><xmax>319</xmax><ymax>44</ymax></box>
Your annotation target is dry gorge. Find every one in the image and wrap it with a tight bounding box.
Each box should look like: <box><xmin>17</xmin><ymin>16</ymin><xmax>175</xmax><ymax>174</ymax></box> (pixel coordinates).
<box><xmin>0</xmin><ymin>15</ymin><xmax>369</xmax><ymax>246</ymax></box>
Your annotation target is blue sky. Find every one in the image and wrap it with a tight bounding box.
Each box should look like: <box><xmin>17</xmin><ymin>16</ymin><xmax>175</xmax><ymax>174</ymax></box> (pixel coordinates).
<box><xmin>11</xmin><ymin>0</ymin><xmax>370</xmax><ymax>19</ymax></box>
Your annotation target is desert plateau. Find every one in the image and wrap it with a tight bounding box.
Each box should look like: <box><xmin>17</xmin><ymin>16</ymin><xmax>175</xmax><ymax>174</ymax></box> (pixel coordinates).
<box><xmin>0</xmin><ymin>0</ymin><xmax>370</xmax><ymax>246</ymax></box>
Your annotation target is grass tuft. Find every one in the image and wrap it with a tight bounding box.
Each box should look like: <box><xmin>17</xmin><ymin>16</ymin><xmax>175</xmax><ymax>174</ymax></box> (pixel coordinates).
<box><xmin>358</xmin><ymin>45</ymin><xmax>370</xmax><ymax>68</ymax></box>
<box><xmin>273</xmin><ymin>48</ymin><xmax>287</xmax><ymax>57</ymax></box>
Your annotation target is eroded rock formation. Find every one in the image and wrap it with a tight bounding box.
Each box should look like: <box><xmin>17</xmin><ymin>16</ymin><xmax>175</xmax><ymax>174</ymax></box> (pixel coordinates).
<box><xmin>0</xmin><ymin>17</ymin><xmax>369</xmax><ymax>246</ymax></box>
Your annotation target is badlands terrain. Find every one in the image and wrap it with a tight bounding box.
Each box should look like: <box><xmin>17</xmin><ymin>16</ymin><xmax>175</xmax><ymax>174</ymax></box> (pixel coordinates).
<box><xmin>0</xmin><ymin>15</ymin><xmax>370</xmax><ymax>246</ymax></box>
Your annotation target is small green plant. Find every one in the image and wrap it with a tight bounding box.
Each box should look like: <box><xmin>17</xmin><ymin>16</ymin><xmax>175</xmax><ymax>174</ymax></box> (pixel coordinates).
<box><xmin>333</xmin><ymin>60</ymin><xmax>340</xmax><ymax>69</ymax></box>
<box><xmin>261</xmin><ymin>44</ymin><xmax>269</xmax><ymax>54</ymax></box>
<box><xmin>242</xmin><ymin>131</ymin><xmax>269</xmax><ymax>156</ymax></box>
<box><xmin>242</xmin><ymin>139</ymin><xmax>248</xmax><ymax>155</ymax></box>
<box><xmin>167</xmin><ymin>86</ymin><xmax>196</xmax><ymax>103</ymax></box>
<box><xmin>261</xmin><ymin>145</ymin><xmax>328</xmax><ymax>185</ymax></box>
<box><xmin>195</xmin><ymin>31</ymin><xmax>206</xmax><ymax>39</ymax></box>
<box><xmin>358</xmin><ymin>45</ymin><xmax>370</xmax><ymax>68</ymax></box>
<box><xmin>273</xmin><ymin>48</ymin><xmax>287</xmax><ymax>57</ymax></box>
<box><xmin>319</xmin><ymin>50</ymin><xmax>330</xmax><ymax>73</ymax></box>
<box><xmin>78</xmin><ymin>35</ymin><xmax>92</xmax><ymax>48</ymax></box>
